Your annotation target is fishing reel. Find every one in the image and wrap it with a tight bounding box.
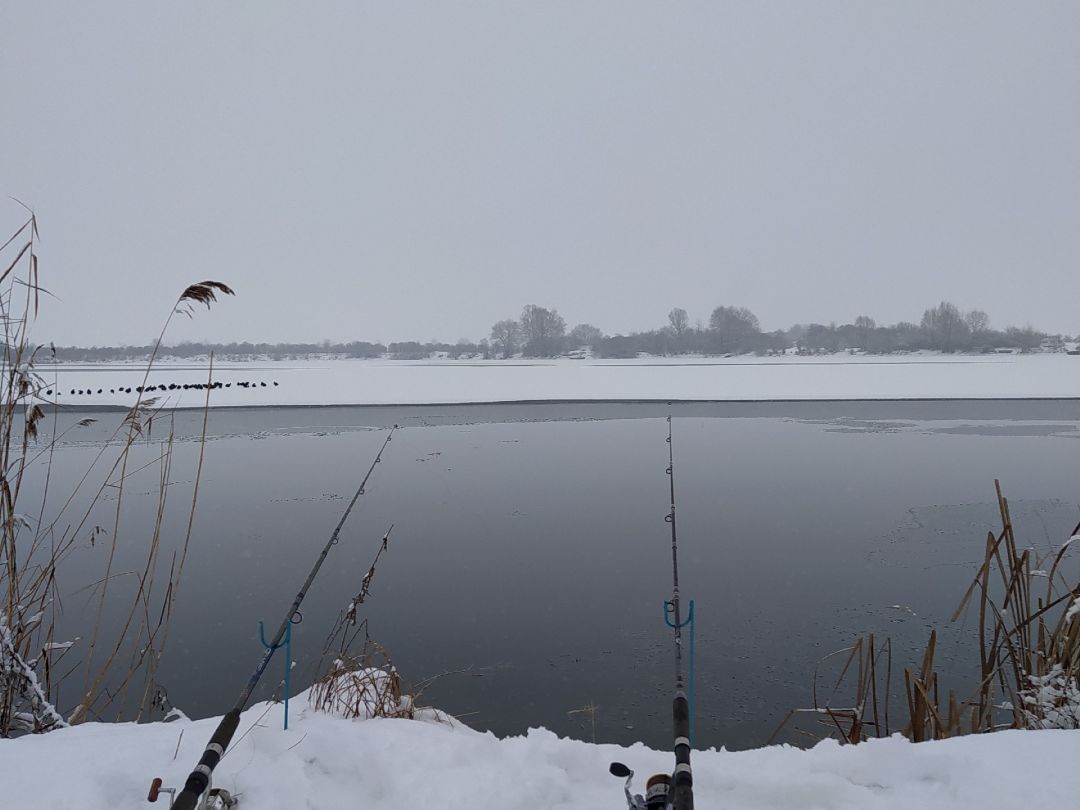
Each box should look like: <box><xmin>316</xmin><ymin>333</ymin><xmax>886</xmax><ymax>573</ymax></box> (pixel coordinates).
<box><xmin>148</xmin><ymin>777</ymin><xmax>237</xmax><ymax>809</ymax></box>
<box><xmin>609</xmin><ymin>762</ymin><xmax>673</xmax><ymax>810</ymax></box>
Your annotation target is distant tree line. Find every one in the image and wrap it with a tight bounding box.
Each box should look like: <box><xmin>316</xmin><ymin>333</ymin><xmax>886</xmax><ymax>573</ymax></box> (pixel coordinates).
<box><xmin>786</xmin><ymin>303</ymin><xmax>1050</xmax><ymax>355</ymax></box>
<box><xmin>486</xmin><ymin>301</ymin><xmax>1065</xmax><ymax>358</ymax></box>
<box><xmin>46</xmin><ymin>301</ymin><xmax>1073</xmax><ymax>362</ymax></box>
<box><xmin>48</xmin><ymin>340</ymin><xmax>389</xmax><ymax>362</ymax></box>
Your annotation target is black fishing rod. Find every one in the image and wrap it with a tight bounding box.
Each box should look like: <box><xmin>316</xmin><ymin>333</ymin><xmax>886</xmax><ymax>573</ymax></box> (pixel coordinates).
<box><xmin>609</xmin><ymin>416</ymin><xmax>694</xmax><ymax>810</ymax></box>
<box><xmin>664</xmin><ymin>414</ymin><xmax>694</xmax><ymax>810</ymax></box>
<box><xmin>158</xmin><ymin>426</ymin><xmax>396</xmax><ymax>810</ymax></box>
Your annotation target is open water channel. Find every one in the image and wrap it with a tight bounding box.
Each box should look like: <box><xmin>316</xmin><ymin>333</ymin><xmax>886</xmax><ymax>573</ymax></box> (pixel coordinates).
<box><xmin>26</xmin><ymin>400</ymin><xmax>1080</xmax><ymax>751</ymax></box>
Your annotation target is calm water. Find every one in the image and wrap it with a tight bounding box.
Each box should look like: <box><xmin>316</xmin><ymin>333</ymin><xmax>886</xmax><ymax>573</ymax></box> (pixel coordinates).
<box><xmin>26</xmin><ymin>401</ymin><xmax>1080</xmax><ymax>750</ymax></box>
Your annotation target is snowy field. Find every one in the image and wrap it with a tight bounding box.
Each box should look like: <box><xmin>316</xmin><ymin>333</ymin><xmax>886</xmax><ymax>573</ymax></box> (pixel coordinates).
<box><xmin>34</xmin><ymin>353</ymin><xmax>1080</xmax><ymax>408</ymax></box>
<box><xmin>3</xmin><ymin>690</ymin><xmax>1076</xmax><ymax>809</ymax></box>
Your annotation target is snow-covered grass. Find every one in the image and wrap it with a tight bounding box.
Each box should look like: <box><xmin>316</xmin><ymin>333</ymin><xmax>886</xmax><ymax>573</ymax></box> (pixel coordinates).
<box><xmin>2</xmin><ymin>687</ymin><xmax>1077</xmax><ymax>809</ymax></box>
<box><xmin>1019</xmin><ymin>665</ymin><xmax>1080</xmax><ymax>730</ymax></box>
<box><xmin>33</xmin><ymin>353</ymin><xmax>1080</xmax><ymax>409</ymax></box>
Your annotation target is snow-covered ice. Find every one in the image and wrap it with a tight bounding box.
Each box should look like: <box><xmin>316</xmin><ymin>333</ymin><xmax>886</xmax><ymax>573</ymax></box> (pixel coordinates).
<box><xmin>2</xmin><ymin>688</ymin><xmax>1077</xmax><ymax>809</ymax></box>
<box><xmin>33</xmin><ymin>353</ymin><xmax>1080</xmax><ymax>409</ymax></box>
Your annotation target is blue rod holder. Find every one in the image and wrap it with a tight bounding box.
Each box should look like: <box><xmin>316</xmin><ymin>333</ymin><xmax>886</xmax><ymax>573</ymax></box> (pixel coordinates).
<box><xmin>259</xmin><ymin>619</ymin><xmax>293</xmax><ymax>730</ymax></box>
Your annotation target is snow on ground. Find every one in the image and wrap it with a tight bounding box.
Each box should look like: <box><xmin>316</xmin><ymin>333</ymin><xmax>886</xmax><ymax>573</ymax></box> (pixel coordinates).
<box><xmin>32</xmin><ymin>354</ymin><xmax>1080</xmax><ymax>409</ymax></box>
<box><xmin>2</xmin><ymin>689</ymin><xmax>1077</xmax><ymax>809</ymax></box>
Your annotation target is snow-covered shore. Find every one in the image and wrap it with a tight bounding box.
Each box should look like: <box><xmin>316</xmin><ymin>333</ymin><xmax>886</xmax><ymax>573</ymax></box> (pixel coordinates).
<box><xmin>2</xmin><ymin>691</ymin><xmax>1077</xmax><ymax>809</ymax></box>
<box><xmin>33</xmin><ymin>354</ymin><xmax>1080</xmax><ymax>409</ymax></box>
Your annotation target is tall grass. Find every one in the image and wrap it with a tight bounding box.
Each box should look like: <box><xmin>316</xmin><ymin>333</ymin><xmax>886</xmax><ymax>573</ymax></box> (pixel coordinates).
<box><xmin>954</xmin><ymin>481</ymin><xmax>1080</xmax><ymax>732</ymax></box>
<box><xmin>775</xmin><ymin>480</ymin><xmax>1080</xmax><ymax>745</ymax></box>
<box><xmin>0</xmin><ymin>209</ymin><xmax>233</xmax><ymax>734</ymax></box>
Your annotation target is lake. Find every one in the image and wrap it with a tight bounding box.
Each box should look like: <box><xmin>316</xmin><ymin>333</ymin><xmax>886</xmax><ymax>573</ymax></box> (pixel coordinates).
<box><xmin>25</xmin><ymin>400</ymin><xmax>1080</xmax><ymax>751</ymax></box>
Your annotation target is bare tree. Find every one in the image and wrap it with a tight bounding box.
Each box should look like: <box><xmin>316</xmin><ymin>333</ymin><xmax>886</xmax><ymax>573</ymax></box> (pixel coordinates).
<box><xmin>854</xmin><ymin>315</ymin><xmax>876</xmax><ymax>349</ymax></box>
<box><xmin>964</xmin><ymin>309</ymin><xmax>990</xmax><ymax>336</ymax></box>
<box><xmin>520</xmin><ymin>305</ymin><xmax>566</xmax><ymax>357</ymax></box>
<box><xmin>1006</xmin><ymin>325</ymin><xmax>1043</xmax><ymax>352</ymax></box>
<box><xmin>568</xmin><ymin>323</ymin><xmax>603</xmax><ymax>348</ymax></box>
<box><xmin>709</xmin><ymin>306</ymin><xmax>759</xmax><ymax>334</ymax></box>
<box><xmin>668</xmin><ymin>307</ymin><xmax>689</xmax><ymax>338</ymax></box>
<box><xmin>921</xmin><ymin>301</ymin><xmax>967</xmax><ymax>352</ymax></box>
<box><xmin>489</xmin><ymin>319</ymin><xmax>521</xmax><ymax>359</ymax></box>
<box><xmin>667</xmin><ymin>307</ymin><xmax>691</xmax><ymax>353</ymax></box>
<box><xmin>709</xmin><ymin>305</ymin><xmax>760</xmax><ymax>351</ymax></box>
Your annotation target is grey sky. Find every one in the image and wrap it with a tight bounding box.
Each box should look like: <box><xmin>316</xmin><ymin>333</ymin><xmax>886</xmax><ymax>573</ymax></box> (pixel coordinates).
<box><xmin>3</xmin><ymin>2</ymin><xmax>1077</xmax><ymax>345</ymax></box>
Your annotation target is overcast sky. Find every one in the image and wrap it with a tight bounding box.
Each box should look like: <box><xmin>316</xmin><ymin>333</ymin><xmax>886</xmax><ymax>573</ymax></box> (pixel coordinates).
<box><xmin>2</xmin><ymin>2</ymin><xmax>1077</xmax><ymax>345</ymax></box>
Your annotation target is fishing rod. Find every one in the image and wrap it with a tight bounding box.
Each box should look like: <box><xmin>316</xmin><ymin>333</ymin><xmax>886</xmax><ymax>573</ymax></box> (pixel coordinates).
<box><xmin>151</xmin><ymin>426</ymin><xmax>397</xmax><ymax>810</ymax></box>
<box><xmin>609</xmin><ymin>415</ymin><xmax>694</xmax><ymax>810</ymax></box>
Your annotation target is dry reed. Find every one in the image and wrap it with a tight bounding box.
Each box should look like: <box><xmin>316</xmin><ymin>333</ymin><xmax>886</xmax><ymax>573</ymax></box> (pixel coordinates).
<box><xmin>0</xmin><ymin>210</ymin><xmax>233</xmax><ymax>733</ymax></box>
<box><xmin>774</xmin><ymin>480</ymin><xmax>1080</xmax><ymax>746</ymax></box>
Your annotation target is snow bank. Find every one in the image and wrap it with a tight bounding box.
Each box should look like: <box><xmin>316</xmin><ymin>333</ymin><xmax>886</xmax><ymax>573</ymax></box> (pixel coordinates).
<box><xmin>32</xmin><ymin>354</ymin><xmax>1080</xmax><ymax>409</ymax></box>
<box><xmin>2</xmin><ymin>690</ymin><xmax>1077</xmax><ymax>809</ymax></box>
